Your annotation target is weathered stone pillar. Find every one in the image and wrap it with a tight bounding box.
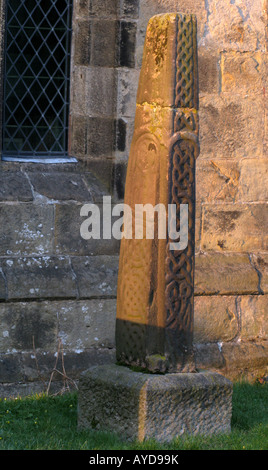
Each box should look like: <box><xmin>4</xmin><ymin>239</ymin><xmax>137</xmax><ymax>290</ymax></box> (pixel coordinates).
<box><xmin>115</xmin><ymin>13</ymin><xmax>199</xmax><ymax>373</ymax></box>
<box><xmin>78</xmin><ymin>14</ymin><xmax>233</xmax><ymax>442</ymax></box>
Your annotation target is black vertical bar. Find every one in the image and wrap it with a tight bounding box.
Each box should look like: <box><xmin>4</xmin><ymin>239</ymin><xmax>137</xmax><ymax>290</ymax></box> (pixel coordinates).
<box><xmin>63</xmin><ymin>0</ymin><xmax>73</xmax><ymax>154</ymax></box>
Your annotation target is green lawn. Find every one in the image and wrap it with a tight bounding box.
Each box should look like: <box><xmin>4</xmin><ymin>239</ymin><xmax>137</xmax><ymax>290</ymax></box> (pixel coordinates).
<box><xmin>0</xmin><ymin>382</ymin><xmax>267</xmax><ymax>450</ymax></box>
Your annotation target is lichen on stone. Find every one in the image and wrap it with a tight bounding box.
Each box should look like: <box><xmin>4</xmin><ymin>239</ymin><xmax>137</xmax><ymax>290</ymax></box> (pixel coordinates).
<box><xmin>146</xmin><ymin>14</ymin><xmax>172</xmax><ymax>70</ymax></box>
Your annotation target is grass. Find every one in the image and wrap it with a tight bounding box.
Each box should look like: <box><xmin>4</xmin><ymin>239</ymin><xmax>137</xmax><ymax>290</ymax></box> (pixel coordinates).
<box><xmin>0</xmin><ymin>382</ymin><xmax>267</xmax><ymax>450</ymax></box>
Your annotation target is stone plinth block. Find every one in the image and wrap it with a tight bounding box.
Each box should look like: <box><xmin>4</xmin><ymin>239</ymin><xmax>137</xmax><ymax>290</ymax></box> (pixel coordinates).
<box><xmin>78</xmin><ymin>364</ymin><xmax>233</xmax><ymax>442</ymax></box>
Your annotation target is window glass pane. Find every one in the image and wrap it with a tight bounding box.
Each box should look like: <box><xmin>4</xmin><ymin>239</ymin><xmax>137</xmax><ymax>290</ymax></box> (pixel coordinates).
<box><xmin>2</xmin><ymin>0</ymin><xmax>73</xmax><ymax>159</ymax></box>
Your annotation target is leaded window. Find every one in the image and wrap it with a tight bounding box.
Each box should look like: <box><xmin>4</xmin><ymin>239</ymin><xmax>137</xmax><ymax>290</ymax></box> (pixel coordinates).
<box><xmin>2</xmin><ymin>0</ymin><xmax>73</xmax><ymax>160</ymax></box>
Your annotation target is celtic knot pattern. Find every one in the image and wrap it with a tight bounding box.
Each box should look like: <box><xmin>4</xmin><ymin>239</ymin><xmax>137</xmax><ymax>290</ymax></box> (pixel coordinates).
<box><xmin>164</xmin><ymin>14</ymin><xmax>199</xmax><ymax>371</ymax></box>
<box><xmin>165</xmin><ymin>116</ymin><xmax>197</xmax><ymax>370</ymax></box>
<box><xmin>175</xmin><ymin>14</ymin><xmax>198</xmax><ymax>109</ymax></box>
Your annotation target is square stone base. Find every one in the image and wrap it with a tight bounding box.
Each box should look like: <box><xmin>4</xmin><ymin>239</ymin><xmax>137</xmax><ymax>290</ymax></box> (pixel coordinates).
<box><xmin>77</xmin><ymin>364</ymin><xmax>233</xmax><ymax>442</ymax></box>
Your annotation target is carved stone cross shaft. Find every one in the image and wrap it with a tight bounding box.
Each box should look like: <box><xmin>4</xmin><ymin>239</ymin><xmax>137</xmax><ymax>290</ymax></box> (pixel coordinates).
<box><xmin>116</xmin><ymin>13</ymin><xmax>199</xmax><ymax>373</ymax></box>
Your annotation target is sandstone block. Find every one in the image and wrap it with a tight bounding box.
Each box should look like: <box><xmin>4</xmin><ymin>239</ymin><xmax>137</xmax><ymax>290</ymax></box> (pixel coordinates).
<box><xmin>194</xmin><ymin>296</ymin><xmax>238</xmax><ymax>343</ymax></box>
<box><xmin>0</xmin><ymin>171</ymin><xmax>33</xmax><ymax>201</ymax></box>
<box><xmin>194</xmin><ymin>341</ymin><xmax>268</xmax><ymax>382</ymax></box>
<box><xmin>75</xmin><ymin>0</ymin><xmax>91</xmax><ymax>18</ymax></box>
<box><xmin>194</xmin><ymin>252</ymin><xmax>259</xmax><ymax>294</ymax></box>
<box><xmin>196</xmin><ymin>158</ymin><xmax>240</xmax><ymax>203</ymax></box>
<box><xmin>20</xmin><ymin>348</ymin><xmax>115</xmax><ymax>384</ymax></box>
<box><xmin>201</xmin><ymin>204</ymin><xmax>268</xmax><ymax>252</ymax></box>
<box><xmin>71</xmin><ymin>67</ymin><xmax>87</xmax><ymax>116</ymax></box>
<box><xmin>194</xmin><ymin>343</ymin><xmax>226</xmax><ymax>371</ymax></box>
<box><xmin>121</xmin><ymin>0</ymin><xmax>139</xmax><ymax>19</ymax></box>
<box><xmin>0</xmin><ymin>353</ymin><xmax>24</xmax><ymax>383</ymax></box>
<box><xmin>201</xmin><ymin>0</ymin><xmax>266</xmax><ymax>51</ymax></box>
<box><xmin>116</xmin><ymin>68</ymin><xmax>140</xmax><ymax>117</ymax></box>
<box><xmin>82</xmin><ymin>172</ymin><xmax>111</xmax><ymax>203</ymax></box>
<box><xmin>83</xmin><ymin>159</ymin><xmax>114</xmax><ymax>195</ymax></box>
<box><xmin>198</xmin><ymin>47</ymin><xmax>220</xmax><ymax>95</ymax></box>
<box><xmin>91</xmin><ymin>20</ymin><xmax>117</xmax><ymax>67</ymax></box>
<box><xmin>70</xmin><ymin>115</ymin><xmax>87</xmax><ymax>156</ymax></box>
<box><xmin>28</xmin><ymin>172</ymin><xmax>92</xmax><ymax>202</ymax></box>
<box><xmin>22</xmin><ymin>161</ymin><xmax>86</xmax><ymax>174</ymax></box>
<box><xmin>0</xmin><ymin>298</ymin><xmax>117</xmax><ymax>355</ymax></box>
<box><xmin>221</xmin><ymin>51</ymin><xmax>265</xmax><ymax>95</ymax></box>
<box><xmin>88</xmin><ymin>0</ymin><xmax>119</xmax><ymax>18</ymax></box>
<box><xmin>199</xmin><ymin>94</ymin><xmax>263</xmax><ymax>158</ymax></box>
<box><xmin>0</xmin><ymin>349</ymin><xmax>115</xmax><ymax>390</ymax></box>
<box><xmin>1</xmin><ymin>256</ymin><xmax>77</xmax><ymax>300</ymax></box>
<box><xmin>85</xmin><ymin>67</ymin><xmax>116</xmax><ymax>117</ymax></box>
<box><xmin>0</xmin><ymin>301</ymin><xmax>58</xmax><ymax>352</ymax></box>
<box><xmin>71</xmin><ymin>255</ymin><xmax>118</xmax><ymax>298</ymax></box>
<box><xmin>236</xmin><ymin>158</ymin><xmax>268</xmax><ymax>202</ymax></box>
<box><xmin>0</xmin><ymin>203</ymin><xmax>54</xmax><ymax>256</ymax></box>
<box><xmin>78</xmin><ymin>364</ymin><xmax>233</xmax><ymax>441</ymax></box>
<box><xmin>16</xmin><ymin>352</ymin><xmax>56</xmax><ymax>384</ymax></box>
<box><xmin>0</xmin><ymin>162</ymin><xmax>22</xmax><ymax>173</ymax></box>
<box><xmin>239</xmin><ymin>295</ymin><xmax>268</xmax><ymax>340</ymax></box>
<box><xmin>250</xmin><ymin>253</ymin><xmax>268</xmax><ymax>293</ymax></box>
<box><xmin>73</xmin><ymin>19</ymin><xmax>91</xmax><ymax>66</ymax></box>
<box><xmin>221</xmin><ymin>342</ymin><xmax>268</xmax><ymax>382</ymax></box>
<box><xmin>54</xmin><ymin>203</ymin><xmax>120</xmax><ymax>256</ymax></box>
<box><xmin>57</xmin><ymin>299</ymin><xmax>116</xmax><ymax>350</ymax></box>
<box><xmin>86</xmin><ymin>117</ymin><xmax>115</xmax><ymax>157</ymax></box>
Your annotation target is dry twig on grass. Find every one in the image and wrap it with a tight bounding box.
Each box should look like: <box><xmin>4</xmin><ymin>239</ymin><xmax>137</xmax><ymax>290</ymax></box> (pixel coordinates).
<box><xmin>32</xmin><ymin>336</ymin><xmax>78</xmax><ymax>396</ymax></box>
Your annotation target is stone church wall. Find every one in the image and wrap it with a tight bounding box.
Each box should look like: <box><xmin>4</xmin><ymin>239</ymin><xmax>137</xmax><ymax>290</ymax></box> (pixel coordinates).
<box><xmin>0</xmin><ymin>0</ymin><xmax>267</xmax><ymax>395</ymax></box>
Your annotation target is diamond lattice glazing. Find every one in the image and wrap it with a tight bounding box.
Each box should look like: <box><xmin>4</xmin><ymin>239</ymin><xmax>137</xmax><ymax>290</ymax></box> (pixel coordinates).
<box><xmin>2</xmin><ymin>0</ymin><xmax>73</xmax><ymax>159</ymax></box>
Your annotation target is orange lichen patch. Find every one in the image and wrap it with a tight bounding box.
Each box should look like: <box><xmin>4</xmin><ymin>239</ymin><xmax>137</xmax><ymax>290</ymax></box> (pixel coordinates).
<box><xmin>146</xmin><ymin>14</ymin><xmax>171</xmax><ymax>70</ymax></box>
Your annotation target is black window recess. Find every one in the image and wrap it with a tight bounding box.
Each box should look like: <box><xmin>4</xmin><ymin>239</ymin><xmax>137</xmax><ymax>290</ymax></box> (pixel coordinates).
<box><xmin>2</xmin><ymin>0</ymin><xmax>74</xmax><ymax>161</ymax></box>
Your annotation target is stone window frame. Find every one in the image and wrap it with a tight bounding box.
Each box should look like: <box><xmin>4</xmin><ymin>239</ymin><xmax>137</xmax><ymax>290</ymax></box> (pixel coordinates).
<box><xmin>69</xmin><ymin>0</ymin><xmax>139</xmax><ymax>198</ymax></box>
<box><xmin>0</xmin><ymin>1</ymin><xmax>140</xmax><ymax>201</ymax></box>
